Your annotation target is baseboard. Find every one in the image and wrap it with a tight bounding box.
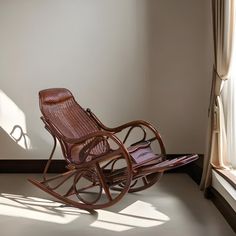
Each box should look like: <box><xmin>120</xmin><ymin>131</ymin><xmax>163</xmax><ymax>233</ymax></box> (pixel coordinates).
<box><xmin>206</xmin><ymin>187</ymin><xmax>236</xmax><ymax>233</ymax></box>
<box><xmin>0</xmin><ymin>159</ymin><xmax>66</xmax><ymax>173</ymax></box>
<box><xmin>0</xmin><ymin>154</ymin><xmax>203</xmax><ymax>180</ymax></box>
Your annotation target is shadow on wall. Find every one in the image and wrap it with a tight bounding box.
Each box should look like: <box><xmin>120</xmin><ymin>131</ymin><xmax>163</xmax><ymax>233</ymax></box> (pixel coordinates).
<box><xmin>0</xmin><ymin>90</ymin><xmax>31</xmax><ymax>156</ymax></box>
<box><xmin>10</xmin><ymin>125</ymin><xmax>30</xmax><ymax>150</ymax></box>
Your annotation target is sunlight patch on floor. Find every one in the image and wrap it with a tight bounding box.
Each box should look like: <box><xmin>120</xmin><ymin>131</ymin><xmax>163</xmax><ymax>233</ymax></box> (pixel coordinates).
<box><xmin>0</xmin><ymin>193</ymin><xmax>86</xmax><ymax>224</ymax></box>
<box><xmin>91</xmin><ymin>200</ymin><xmax>169</xmax><ymax>231</ymax></box>
<box><xmin>0</xmin><ymin>193</ymin><xmax>169</xmax><ymax>231</ymax></box>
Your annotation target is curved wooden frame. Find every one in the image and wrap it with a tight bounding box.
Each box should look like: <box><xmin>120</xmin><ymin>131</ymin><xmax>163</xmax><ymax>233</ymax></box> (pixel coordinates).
<box><xmin>28</xmin><ymin>88</ymin><xmax>198</xmax><ymax>210</ymax></box>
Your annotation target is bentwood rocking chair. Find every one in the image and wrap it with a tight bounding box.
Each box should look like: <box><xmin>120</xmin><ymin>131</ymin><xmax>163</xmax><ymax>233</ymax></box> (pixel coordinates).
<box><xmin>28</xmin><ymin>88</ymin><xmax>198</xmax><ymax>210</ymax></box>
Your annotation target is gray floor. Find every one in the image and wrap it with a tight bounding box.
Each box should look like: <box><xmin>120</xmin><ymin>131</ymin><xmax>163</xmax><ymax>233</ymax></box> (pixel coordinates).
<box><xmin>0</xmin><ymin>173</ymin><xmax>235</xmax><ymax>236</ymax></box>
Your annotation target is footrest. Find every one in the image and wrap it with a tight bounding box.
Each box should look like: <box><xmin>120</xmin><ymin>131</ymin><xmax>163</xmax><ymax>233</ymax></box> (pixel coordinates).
<box><xmin>136</xmin><ymin>154</ymin><xmax>199</xmax><ymax>174</ymax></box>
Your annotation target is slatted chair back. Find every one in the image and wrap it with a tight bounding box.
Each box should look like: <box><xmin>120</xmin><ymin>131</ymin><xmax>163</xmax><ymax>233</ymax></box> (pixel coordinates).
<box><xmin>39</xmin><ymin>88</ymin><xmax>109</xmax><ymax>164</ymax></box>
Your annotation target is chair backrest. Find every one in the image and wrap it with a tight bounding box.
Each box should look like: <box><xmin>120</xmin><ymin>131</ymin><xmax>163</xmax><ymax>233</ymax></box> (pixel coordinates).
<box><xmin>39</xmin><ymin>88</ymin><xmax>99</xmax><ymax>139</ymax></box>
<box><xmin>39</xmin><ymin>88</ymin><xmax>106</xmax><ymax>163</ymax></box>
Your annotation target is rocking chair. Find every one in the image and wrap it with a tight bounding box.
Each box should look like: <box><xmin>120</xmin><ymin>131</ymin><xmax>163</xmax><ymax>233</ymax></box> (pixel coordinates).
<box><xmin>28</xmin><ymin>88</ymin><xmax>198</xmax><ymax>210</ymax></box>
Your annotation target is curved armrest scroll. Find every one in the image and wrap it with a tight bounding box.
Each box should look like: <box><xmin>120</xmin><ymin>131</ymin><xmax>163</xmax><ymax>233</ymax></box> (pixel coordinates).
<box><xmin>86</xmin><ymin>109</ymin><xmax>166</xmax><ymax>154</ymax></box>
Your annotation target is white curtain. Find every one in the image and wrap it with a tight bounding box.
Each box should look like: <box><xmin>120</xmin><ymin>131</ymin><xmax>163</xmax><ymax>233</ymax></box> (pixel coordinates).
<box><xmin>200</xmin><ymin>0</ymin><xmax>234</xmax><ymax>190</ymax></box>
<box><xmin>223</xmin><ymin>19</ymin><xmax>236</xmax><ymax>169</ymax></box>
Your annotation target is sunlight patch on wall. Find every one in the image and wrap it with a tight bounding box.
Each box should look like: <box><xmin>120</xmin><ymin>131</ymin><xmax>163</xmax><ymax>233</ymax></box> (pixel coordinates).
<box><xmin>0</xmin><ymin>90</ymin><xmax>31</xmax><ymax>149</ymax></box>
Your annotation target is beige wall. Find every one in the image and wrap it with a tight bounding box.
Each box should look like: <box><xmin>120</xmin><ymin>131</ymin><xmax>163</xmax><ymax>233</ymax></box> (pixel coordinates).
<box><xmin>149</xmin><ymin>0</ymin><xmax>213</xmax><ymax>154</ymax></box>
<box><xmin>0</xmin><ymin>0</ymin><xmax>212</xmax><ymax>159</ymax></box>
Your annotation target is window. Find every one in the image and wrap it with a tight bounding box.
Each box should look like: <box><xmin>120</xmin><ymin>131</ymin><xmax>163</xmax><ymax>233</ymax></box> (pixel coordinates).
<box><xmin>222</xmin><ymin>2</ymin><xmax>236</xmax><ymax>174</ymax></box>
